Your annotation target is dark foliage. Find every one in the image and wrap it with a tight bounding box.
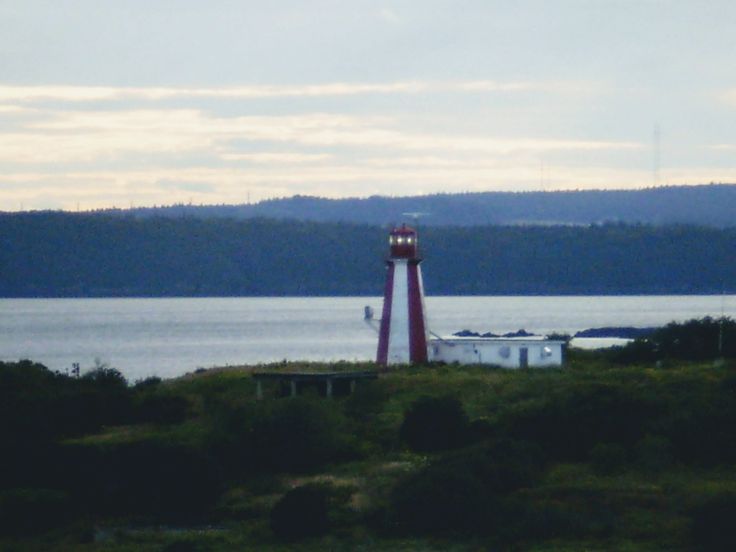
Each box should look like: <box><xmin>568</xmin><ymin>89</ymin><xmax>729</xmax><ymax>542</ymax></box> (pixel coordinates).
<box><xmin>399</xmin><ymin>395</ymin><xmax>471</xmax><ymax>452</ymax></box>
<box><xmin>81</xmin><ymin>366</ymin><xmax>127</xmax><ymax>387</ymax></box>
<box><xmin>389</xmin><ymin>440</ymin><xmax>543</xmax><ymax>536</ymax></box>
<box><xmin>502</xmin><ymin>383</ymin><xmax>656</xmax><ymax>462</ymax></box>
<box><xmin>505</xmin><ymin>496</ymin><xmax>617</xmax><ymax>542</ymax></box>
<box><xmin>162</xmin><ymin>541</ymin><xmax>201</xmax><ymax>552</ymax></box>
<box><xmin>690</xmin><ymin>494</ymin><xmax>736</xmax><ymax>551</ymax></box>
<box><xmin>0</xmin><ymin>488</ymin><xmax>74</xmax><ymax>536</ymax></box>
<box><xmin>655</xmin><ymin>391</ymin><xmax>736</xmax><ymax>466</ymax></box>
<box><xmin>589</xmin><ymin>443</ymin><xmax>628</xmax><ymax>475</ymax></box>
<box><xmin>106</xmin><ymin>184</ymin><xmax>736</xmax><ymax>227</ymax></box>
<box><xmin>4</xmin><ymin>212</ymin><xmax>736</xmax><ymax>297</ymax></box>
<box><xmin>0</xmin><ymin>361</ymin><xmax>134</xmax><ymax>489</ymax></box>
<box><xmin>635</xmin><ymin>435</ymin><xmax>674</xmax><ymax>472</ymax></box>
<box><xmin>270</xmin><ymin>485</ymin><xmax>330</xmax><ymax>540</ymax></box>
<box><xmin>208</xmin><ymin>397</ymin><xmax>355</xmax><ymax>476</ymax></box>
<box><xmin>61</xmin><ymin>442</ymin><xmax>223</xmax><ymax>520</ymax></box>
<box><xmin>613</xmin><ymin>317</ymin><xmax>736</xmax><ymax>363</ymax></box>
<box><xmin>133</xmin><ymin>392</ymin><xmax>190</xmax><ymax>424</ymax></box>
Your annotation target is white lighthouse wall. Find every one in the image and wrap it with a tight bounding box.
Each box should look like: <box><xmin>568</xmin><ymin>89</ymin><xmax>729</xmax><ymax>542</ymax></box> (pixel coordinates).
<box><xmin>429</xmin><ymin>338</ymin><xmax>563</xmax><ymax>368</ymax></box>
<box><xmin>386</xmin><ymin>260</ymin><xmax>410</xmax><ymax>364</ymax></box>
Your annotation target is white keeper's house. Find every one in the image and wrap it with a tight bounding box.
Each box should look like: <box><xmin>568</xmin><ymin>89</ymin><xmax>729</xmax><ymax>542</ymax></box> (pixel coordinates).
<box><xmin>429</xmin><ymin>336</ymin><xmax>564</xmax><ymax>368</ymax></box>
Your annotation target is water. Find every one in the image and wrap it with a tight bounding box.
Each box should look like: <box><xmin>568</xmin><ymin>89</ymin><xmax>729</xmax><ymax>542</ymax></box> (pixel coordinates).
<box><xmin>1</xmin><ymin>295</ymin><xmax>734</xmax><ymax>380</ymax></box>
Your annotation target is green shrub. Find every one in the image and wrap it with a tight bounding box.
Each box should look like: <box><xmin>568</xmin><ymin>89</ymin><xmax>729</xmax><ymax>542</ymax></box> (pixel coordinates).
<box><xmin>0</xmin><ymin>488</ymin><xmax>73</xmax><ymax>536</ymax></box>
<box><xmin>635</xmin><ymin>435</ymin><xmax>674</xmax><ymax>472</ymax></box>
<box><xmin>399</xmin><ymin>395</ymin><xmax>471</xmax><ymax>452</ymax></box>
<box><xmin>390</xmin><ymin>463</ymin><xmax>492</xmax><ymax>535</ymax></box>
<box><xmin>690</xmin><ymin>493</ymin><xmax>736</xmax><ymax>551</ymax></box>
<box><xmin>615</xmin><ymin>317</ymin><xmax>736</xmax><ymax>363</ymax></box>
<box><xmin>589</xmin><ymin>442</ymin><xmax>628</xmax><ymax>474</ymax></box>
<box><xmin>134</xmin><ymin>393</ymin><xmax>190</xmax><ymax>424</ymax></box>
<box><xmin>162</xmin><ymin>541</ymin><xmax>201</xmax><ymax>552</ymax></box>
<box><xmin>62</xmin><ymin>442</ymin><xmax>223</xmax><ymax>520</ymax></box>
<box><xmin>270</xmin><ymin>485</ymin><xmax>329</xmax><ymax>540</ymax></box>
<box><xmin>503</xmin><ymin>383</ymin><xmax>655</xmax><ymax>462</ymax></box>
<box><xmin>252</xmin><ymin>399</ymin><xmax>356</xmax><ymax>472</ymax></box>
<box><xmin>388</xmin><ymin>440</ymin><xmax>543</xmax><ymax>536</ymax></box>
<box><xmin>657</xmin><ymin>383</ymin><xmax>736</xmax><ymax>466</ymax></box>
<box><xmin>506</xmin><ymin>496</ymin><xmax>616</xmax><ymax>542</ymax></box>
<box><xmin>81</xmin><ymin>365</ymin><xmax>128</xmax><ymax>388</ymax></box>
<box><xmin>209</xmin><ymin>397</ymin><xmax>356</xmax><ymax>476</ymax></box>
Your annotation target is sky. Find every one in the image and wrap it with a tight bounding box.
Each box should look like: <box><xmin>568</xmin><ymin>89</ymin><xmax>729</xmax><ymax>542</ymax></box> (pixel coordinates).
<box><xmin>1</xmin><ymin>0</ymin><xmax>735</xmax><ymax>211</ymax></box>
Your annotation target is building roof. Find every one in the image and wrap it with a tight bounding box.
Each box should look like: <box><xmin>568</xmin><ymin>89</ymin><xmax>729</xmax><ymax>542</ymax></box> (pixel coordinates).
<box><xmin>430</xmin><ymin>336</ymin><xmax>565</xmax><ymax>345</ymax></box>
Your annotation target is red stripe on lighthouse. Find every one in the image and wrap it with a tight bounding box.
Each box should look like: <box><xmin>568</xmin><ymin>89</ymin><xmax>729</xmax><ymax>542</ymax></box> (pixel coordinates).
<box><xmin>376</xmin><ymin>261</ymin><xmax>395</xmax><ymax>365</ymax></box>
<box><xmin>407</xmin><ymin>260</ymin><xmax>428</xmax><ymax>363</ymax></box>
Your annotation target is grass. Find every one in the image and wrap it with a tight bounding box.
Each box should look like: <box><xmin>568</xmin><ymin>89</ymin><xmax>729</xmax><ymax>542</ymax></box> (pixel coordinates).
<box><xmin>4</xmin><ymin>354</ymin><xmax>736</xmax><ymax>550</ymax></box>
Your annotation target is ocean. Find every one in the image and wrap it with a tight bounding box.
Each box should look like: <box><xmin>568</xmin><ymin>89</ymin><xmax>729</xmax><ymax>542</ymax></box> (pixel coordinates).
<box><xmin>1</xmin><ymin>295</ymin><xmax>734</xmax><ymax>380</ymax></box>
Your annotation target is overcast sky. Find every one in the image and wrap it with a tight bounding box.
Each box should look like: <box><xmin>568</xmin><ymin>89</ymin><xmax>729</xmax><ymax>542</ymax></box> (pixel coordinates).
<box><xmin>1</xmin><ymin>0</ymin><xmax>735</xmax><ymax>211</ymax></box>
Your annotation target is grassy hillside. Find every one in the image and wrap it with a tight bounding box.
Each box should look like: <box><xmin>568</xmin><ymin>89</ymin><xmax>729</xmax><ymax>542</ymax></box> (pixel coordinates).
<box><xmin>3</xmin><ymin>350</ymin><xmax>736</xmax><ymax>550</ymax></box>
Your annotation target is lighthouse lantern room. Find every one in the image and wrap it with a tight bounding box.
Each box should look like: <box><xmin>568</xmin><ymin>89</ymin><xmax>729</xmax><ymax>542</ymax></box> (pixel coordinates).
<box><xmin>377</xmin><ymin>224</ymin><xmax>429</xmax><ymax>365</ymax></box>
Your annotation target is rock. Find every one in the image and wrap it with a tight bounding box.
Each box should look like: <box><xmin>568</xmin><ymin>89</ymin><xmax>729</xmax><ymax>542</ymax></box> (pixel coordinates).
<box><xmin>574</xmin><ymin>326</ymin><xmax>658</xmax><ymax>339</ymax></box>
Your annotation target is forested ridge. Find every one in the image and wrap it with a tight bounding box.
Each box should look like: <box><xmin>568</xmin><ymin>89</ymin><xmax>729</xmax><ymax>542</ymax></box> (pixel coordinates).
<box><xmin>91</xmin><ymin>183</ymin><xmax>736</xmax><ymax>227</ymax></box>
<box><xmin>2</xmin><ymin>212</ymin><xmax>736</xmax><ymax>297</ymax></box>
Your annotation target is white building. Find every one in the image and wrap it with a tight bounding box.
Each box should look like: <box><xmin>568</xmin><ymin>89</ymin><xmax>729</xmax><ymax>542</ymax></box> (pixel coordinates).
<box><xmin>429</xmin><ymin>336</ymin><xmax>564</xmax><ymax>368</ymax></box>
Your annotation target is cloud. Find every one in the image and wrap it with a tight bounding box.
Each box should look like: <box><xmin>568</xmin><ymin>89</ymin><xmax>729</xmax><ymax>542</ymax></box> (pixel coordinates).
<box><xmin>219</xmin><ymin>152</ymin><xmax>333</xmax><ymax>163</ymax></box>
<box><xmin>1</xmin><ymin>162</ymin><xmax>693</xmax><ymax>212</ymax></box>
<box><xmin>0</xmin><ymin>105</ymin><xmax>30</xmax><ymax>113</ymax></box>
<box><xmin>378</xmin><ymin>8</ymin><xmax>401</xmax><ymax>24</ymax></box>
<box><xmin>9</xmin><ymin>157</ymin><xmax>735</xmax><ymax>212</ymax></box>
<box><xmin>718</xmin><ymin>88</ymin><xmax>736</xmax><ymax>107</ymax></box>
<box><xmin>155</xmin><ymin>179</ymin><xmax>216</xmax><ymax>193</ymax></box>
<box><xmin>707</xmin><ymin>144</ymin><xmax>736</xmax><ymax>151</ymax></box>
<box><xmin>0</xmin><ymin>79</ymin><xmax>598</xmax><ymax>104</ymax></box>
<box><xmin>0</xmin><ymin>107</ymin><xmax>639</xmax><ymax>166</ymax></box>
<box><xmin>0</xmin><ymin>79</ymin><xmax>647</xmax><ymax>210</ymax></box>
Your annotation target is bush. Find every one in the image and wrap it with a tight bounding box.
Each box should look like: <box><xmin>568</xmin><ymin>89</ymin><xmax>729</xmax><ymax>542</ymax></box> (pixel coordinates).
<box><xmin>209</xmin><ymin>397</ymin><xmax>356</xmax><ymax>476</ymax></box>
<box><xmin>690</xmin><ymin>493</ymin><xmax>736</xmax><ymax>551</ymax></box>
<box><xmin>0</xmin><ymin>488</ymin><xmax>73</xmax><ymax>536</ymax></box>
<box><xmin>657</xmin><ymin>382</ymin><xmax>736</xmax><ymax>466</ymax></box>
<box><xmin>62</xmin><ymin>442</ymin><xmax>223</xmax><ymax>520</ymax></box>
<box><xmin>389</xmin><ymin>440</ymin><xmax>543</xmax><ymax>536</ymax></box>
<box><xmin>635</xmin><ymin>435</ymin><xmax>673</xmax><ymax>472</ymax></box>
<box><xmin>589</xmin><ymin>443</ymin><xmax>628</xmax><ymax>474</ymax></box>
<box><xmin>270</xmin><ymin>485</ymin><xmax>329</xmax><ymax>540</ymax></box>
<box><xmin>503</xmin><ymin>383</ymin><xmax>655</xmax><ymax>462</ymax></box>
<box><xmin>134</xmin><ymin>393</ymin><xmax>190</xmax><ymax>424</ymax></box>
<box><xmin>614</xmin><ymin>317</ymin><xmax>736</xmax><ymax>363</ymax></box>
<box><xmin>399</xmin><ymin>396</ymin><xmax>471</xmax><ymax>452</ymax></box>
<box><xmin>390</xmin><ymin>464</ymin><xmax>491</xmax><ymax>535</ymax></box>
<box><xmin>82</xmin><ymin>365</ymin><xmax>128</xmax><ymax>388</ymax></box>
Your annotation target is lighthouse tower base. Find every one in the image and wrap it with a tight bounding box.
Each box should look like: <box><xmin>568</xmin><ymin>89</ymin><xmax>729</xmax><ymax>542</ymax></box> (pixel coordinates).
<box><xmin>377</xmin><ymin>258</ymin><xmax>428</xmax><ymax>365</ymax></box>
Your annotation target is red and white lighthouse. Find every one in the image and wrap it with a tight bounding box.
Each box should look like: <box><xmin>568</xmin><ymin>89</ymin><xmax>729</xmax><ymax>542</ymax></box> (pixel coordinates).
<box><xmin>377</xmin><ymin>224</ymin><xmax>429</xmax><ymax>365</ymax></box>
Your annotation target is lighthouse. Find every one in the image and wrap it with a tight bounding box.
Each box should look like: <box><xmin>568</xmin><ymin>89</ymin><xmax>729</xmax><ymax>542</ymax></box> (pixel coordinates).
<box><xmin>377</xmin><ymin>224</ymin><xmax>429</xmax><ymax>365</ymax></box>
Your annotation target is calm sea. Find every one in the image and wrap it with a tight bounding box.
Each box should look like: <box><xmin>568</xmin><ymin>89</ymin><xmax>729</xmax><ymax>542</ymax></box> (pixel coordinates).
<box><xmin>1</xmin><ymin>296</ymin><xmax>734</xmax><ymax>380</ymax></box>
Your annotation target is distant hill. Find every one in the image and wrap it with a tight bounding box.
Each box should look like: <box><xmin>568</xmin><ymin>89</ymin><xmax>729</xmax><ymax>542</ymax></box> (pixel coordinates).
<box><xmin>2</xmin><ymin>212</ymin><xmax>736</xmax><ymax>297</ymax></box>
<box><xmin>89</xmin><ymin>184</ymin><xmax>736</xmax><ymax>227</ymax></box>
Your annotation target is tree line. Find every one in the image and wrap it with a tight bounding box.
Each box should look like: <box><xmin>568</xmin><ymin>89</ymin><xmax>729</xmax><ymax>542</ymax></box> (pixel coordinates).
<box><xmin>103</xmin><ymin>183</ymin><xmax>736</xmax><ymax>227</ymax></box>
<box><xmin>2</xmin><ymin>212</ymin><xmax>736</xmax><ymax>297</ymax></box>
